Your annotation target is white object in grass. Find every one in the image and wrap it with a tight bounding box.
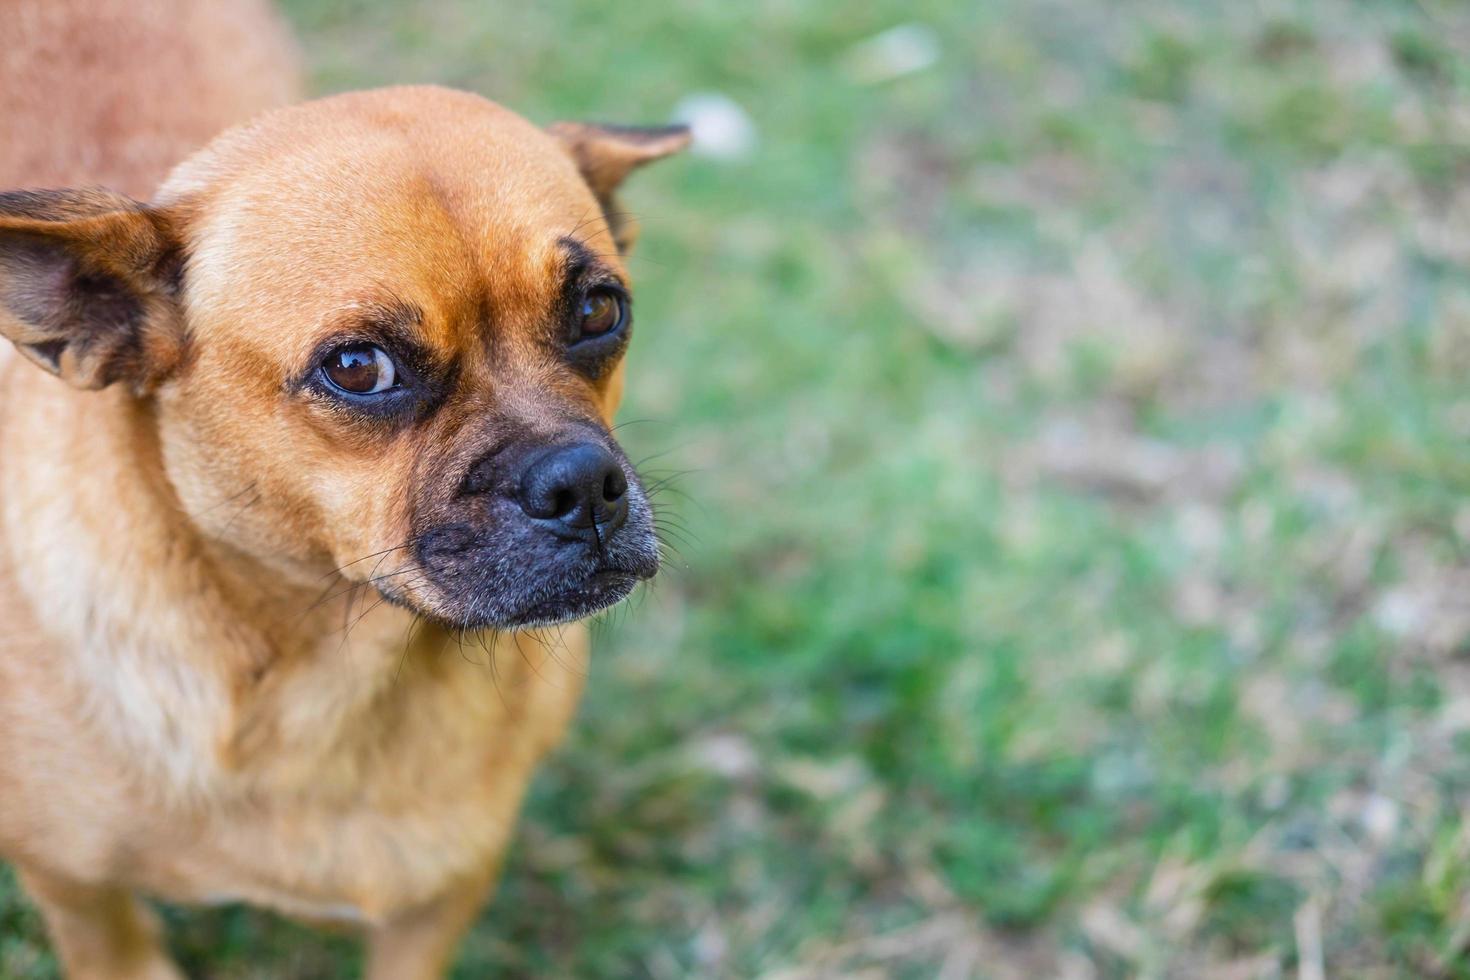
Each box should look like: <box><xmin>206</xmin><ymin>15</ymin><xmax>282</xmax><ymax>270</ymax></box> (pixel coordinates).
<box><xmin>673</xmin><ymin>92</ymin><xmax>757</xmax><ymax>162</ymax></box>
<box><xmin>843</xmin><ymin>23</ymin><xmax>941</xmax><ymax>84</ymax></box>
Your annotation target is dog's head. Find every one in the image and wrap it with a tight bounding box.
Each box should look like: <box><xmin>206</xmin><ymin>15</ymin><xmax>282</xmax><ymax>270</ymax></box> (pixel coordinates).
<box><xmin>0</xmin><ymin>87</ymin><xmax>688</xmax><ymax>628</ymax></box>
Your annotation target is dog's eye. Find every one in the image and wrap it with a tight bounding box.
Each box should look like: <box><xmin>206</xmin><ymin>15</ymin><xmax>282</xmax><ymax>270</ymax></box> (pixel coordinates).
<box><xmin>321</xmin><ymin>344</ymin><xmax>397</xmax><ymax>394</ymax></box>
<box><xmin>575</xmin><ymin>287</ymin><xmax>626</xmax><ymax>341</ymax></box>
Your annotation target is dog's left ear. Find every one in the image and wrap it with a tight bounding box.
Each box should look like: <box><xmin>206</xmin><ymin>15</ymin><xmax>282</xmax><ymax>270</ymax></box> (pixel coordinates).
<box><xmin>549</xmin><ymin>122</ymin><xmax>690</xmax><ymax>254</ymax></box>
<box><xmin>0</xmin><ymin>189</ymin><xmax>185</xmax><ymax>393</ymax></box>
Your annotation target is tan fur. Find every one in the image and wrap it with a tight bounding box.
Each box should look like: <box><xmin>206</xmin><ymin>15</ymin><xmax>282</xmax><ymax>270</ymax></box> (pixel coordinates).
<box><xmin>0</xmin><ymin>3</ymin><xmax>683</xmax><ymax>977</ymax></box>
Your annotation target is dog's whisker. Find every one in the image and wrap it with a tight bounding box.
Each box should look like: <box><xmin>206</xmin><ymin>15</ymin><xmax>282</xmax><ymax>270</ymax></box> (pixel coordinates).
<box><xmin>456</xmin><ymin>626</ymin><xmax>481</xmax><ymax>667</ymax></box>
<box><xmin>337</xmin><ymin>592</ymin><xmax>390</xmax><ymax>649</ymax></box>
<box><xmin>632</xmin><ymin>448</ymin><xmax>690</xmax><ymax>470</ymax></box>
<box><xmin>644</xmin><ymin>482</ymin><xmax>696</xmax><ymax>503</ymax></box>
<box><xmin>476</xmin><ymin>626</ymin><xmax>513</xmax><ymax>710</ymax></box>
<box><xmin>196</xmin><ymin>481</ymin><xmax>259</xmax><ymax>517</ymax></box>
<box><xmin>511</xmin><ymin>629</ymin><xmax>560</xmax><ymax>688</ymax></box>
<box><xmin>537</xmin><ymin>623</ymin><xmax>588</xmax><ymax>678</ymax></box>
<box><xmin>319</xmin><ymin>542</ymin><xmax>411</xmax><ymax>580</ymax></box>
<box><xmin>652</xmin><ymin>524</ymin><xmax>696</xmax><ymax>553</ymax></box>
<box><xmin>394</xmin><ymin>612</ymin><xmax>426</xmax><ymax>683</ymax></box>
<box><xmin>216</xmin><ymin>488</ymin><xmax>262</xmax><ymax>538</ymax></box>
<box><xmin>650</xmin><ymin>509</ymin><xmax>695</xmax><ymax>532</ymax></box>
<box><xmin>609</xmin><ymin>417</ymin><xmax>670</xmax><ymax>434</ymax></box>
<box><xmin>300</xmin><ymin>565</ymin><xmax>421</xmax><ymax>619</ymax></box>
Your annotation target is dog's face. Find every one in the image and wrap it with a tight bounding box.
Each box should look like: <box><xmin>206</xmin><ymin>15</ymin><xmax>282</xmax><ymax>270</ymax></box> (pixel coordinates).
<box><xmin>0</xmin><ymin>87</ymin><xmax>688</xmax><ymax>628</ymax></box>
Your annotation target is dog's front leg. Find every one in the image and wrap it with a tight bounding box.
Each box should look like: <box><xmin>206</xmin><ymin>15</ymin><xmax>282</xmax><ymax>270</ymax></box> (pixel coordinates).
<box><xmin>364</xmin><ymin>867</ymin><xmax>499</xmax><ymax>980</ymax></box>
<box><xmin>16</xmin><ymin>865</ymin><xmax>182</xmax><ymax>980</ymax></box>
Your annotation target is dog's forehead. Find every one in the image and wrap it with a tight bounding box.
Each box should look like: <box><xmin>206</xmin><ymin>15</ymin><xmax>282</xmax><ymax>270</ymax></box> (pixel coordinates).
<box><xmin>169</xmin><ymin>87</ymin><xmax>618</xmax><ymax>354</ymax></box>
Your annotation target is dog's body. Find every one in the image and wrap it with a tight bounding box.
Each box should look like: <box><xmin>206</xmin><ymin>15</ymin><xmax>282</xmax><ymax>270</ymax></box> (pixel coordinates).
<box><xmin>0</xmin><ymin>2</ymin><xmax>685</xmax><ymax>977</ymax></box>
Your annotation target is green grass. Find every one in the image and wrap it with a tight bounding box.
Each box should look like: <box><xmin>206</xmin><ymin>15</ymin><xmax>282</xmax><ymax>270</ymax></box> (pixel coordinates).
<box><xmin>7</xmin><ymin>0</ymin><xmax>1470</xmax><ymax>976</ymax></box>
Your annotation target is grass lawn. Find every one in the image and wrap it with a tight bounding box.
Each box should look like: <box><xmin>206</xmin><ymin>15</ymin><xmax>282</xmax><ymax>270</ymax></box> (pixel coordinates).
<box><xmin>6</xmin><ymin>0</ymin><xmax>1470</xmax><ymax>976</ymax></box>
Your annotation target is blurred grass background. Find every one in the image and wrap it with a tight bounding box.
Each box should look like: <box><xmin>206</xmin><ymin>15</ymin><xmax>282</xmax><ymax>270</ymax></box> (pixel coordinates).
<box><xmin>6</xmin><ymin>0</ymin><xmax>1470</xmax><ymax>976</ymax></box>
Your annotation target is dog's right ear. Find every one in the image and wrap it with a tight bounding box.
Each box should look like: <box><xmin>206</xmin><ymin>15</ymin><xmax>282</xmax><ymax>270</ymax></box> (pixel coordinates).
<box><xmin>0</xmin><ymin>189</ymin><xmax>185</xmax><ymax>392</ymax></box>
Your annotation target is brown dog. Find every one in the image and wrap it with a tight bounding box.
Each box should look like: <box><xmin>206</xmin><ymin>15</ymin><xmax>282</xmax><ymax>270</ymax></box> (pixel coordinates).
<box><xmin>0</xmin><ymin>2</ymin><xmax>687</xmax><ymax>977</ymax></box>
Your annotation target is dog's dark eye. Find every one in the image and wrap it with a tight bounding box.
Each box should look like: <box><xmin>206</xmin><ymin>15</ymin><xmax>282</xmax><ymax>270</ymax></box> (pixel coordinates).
<box><xmin>321</xmin><ymin>344</ymin><xmax>397</xmax><ymax>394</ymax></box>
<box><xmin>575</xmin><ymin>287</ymin><xmax>626</xmax><ymax>342</ymax></box>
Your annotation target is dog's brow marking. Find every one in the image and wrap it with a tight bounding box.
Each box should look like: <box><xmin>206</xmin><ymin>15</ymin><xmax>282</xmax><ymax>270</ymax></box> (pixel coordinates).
<box><xmin>322</xmin><ymin>297</ymin><xmax>421</xmax><ymax>329</ymax></box>
<box><xmin>556</xmin><ymin>236</ymin><xmax>601</xmax><ymax>277</ymax></box>
<box><xmin>554</xmin><ymin>236</ymin><xmax>628</xmax><ymax>304</ymax></box>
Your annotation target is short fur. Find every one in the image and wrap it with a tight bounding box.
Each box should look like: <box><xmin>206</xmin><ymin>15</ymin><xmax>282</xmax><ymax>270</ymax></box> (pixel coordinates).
<box><xmin>0</xmin><ymin>2</ymin><xmax>686</xmax><ymax>977</ymax></box>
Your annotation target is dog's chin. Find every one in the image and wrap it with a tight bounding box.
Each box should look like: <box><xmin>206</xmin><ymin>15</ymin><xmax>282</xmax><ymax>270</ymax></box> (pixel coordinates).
<box><xmin>486</xmin><ymin>569</ymin><xmax>643</xmax><ymax>629</ymax></box>
<box><xmin>382</xmin><ymin>567</ymin><xmax>648</xmax><ymax>631</ymax></box>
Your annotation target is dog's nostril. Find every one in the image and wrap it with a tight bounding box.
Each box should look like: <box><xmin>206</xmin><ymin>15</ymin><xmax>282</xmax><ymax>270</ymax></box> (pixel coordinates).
<box><xmin>603</xmin><ymin>469</ymin><xmax>627</xmax><ymax>503</ymax></box>
<box><xmin>550</xmin><ymin>488</ymin><xmax>577</xmax><ymax>519</ymax></box>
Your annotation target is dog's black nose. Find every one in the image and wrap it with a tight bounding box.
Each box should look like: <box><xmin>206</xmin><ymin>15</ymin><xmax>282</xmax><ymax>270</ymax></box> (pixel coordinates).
<box><xmin>517</xmin><ymin>442</ymin><xmax>628</xmax><ymax>541</ymax></box>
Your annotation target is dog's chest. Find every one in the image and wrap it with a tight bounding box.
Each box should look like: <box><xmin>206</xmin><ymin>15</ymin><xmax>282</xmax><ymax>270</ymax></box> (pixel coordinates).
<box><xmin>166</xmin><ymin>775</ymin><xmax>515</xmax><ymax>923</ymax></box>
<box><xmin>128</xmin><ymin>630</ymin><xmax>587</xmax><ymax>923</ymax></box>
